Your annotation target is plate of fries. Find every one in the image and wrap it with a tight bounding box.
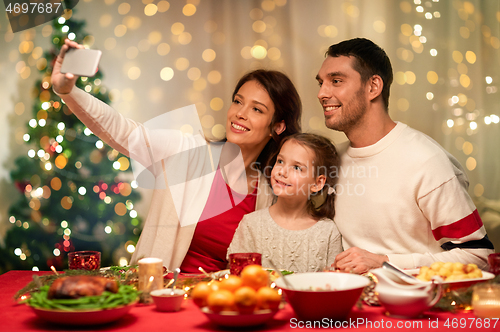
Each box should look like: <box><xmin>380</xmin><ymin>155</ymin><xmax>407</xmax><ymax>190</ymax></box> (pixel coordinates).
<box><xmin>404</xmin><ymin>262</ymin><xmax>495</xmax><ymax>289</ymax></box>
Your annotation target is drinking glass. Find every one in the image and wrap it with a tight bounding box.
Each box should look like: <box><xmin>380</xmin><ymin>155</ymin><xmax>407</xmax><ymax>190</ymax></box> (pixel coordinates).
<box><xmin>68</xmin><ymin>251</ymin><xmax>101</xmax><ymax>270</ymax></box>
<box><xmin>229</xmin><ymin>253</ymin><xmax>262</xmax><ymax>276</ymax></box>
<box><xmin>488</xmin><ymin>253</ymin><xmax>500</xmax><ymax>275</ymax></box>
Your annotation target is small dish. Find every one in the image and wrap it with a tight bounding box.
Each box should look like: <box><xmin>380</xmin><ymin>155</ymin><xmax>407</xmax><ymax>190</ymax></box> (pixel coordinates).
<box><xmin>200</xmin><ymin>307</ymin><xmax>280</xmax><ymax>327</ymax></box>
<box><xmin>372</xmin><ymin>268</ymin><xmax>442</xmax><ymax>318</ymax></box>
<box><xmin>150</xmin><ymin>289</ymin><xmax>185</xmax><ymax>312</ymax></box>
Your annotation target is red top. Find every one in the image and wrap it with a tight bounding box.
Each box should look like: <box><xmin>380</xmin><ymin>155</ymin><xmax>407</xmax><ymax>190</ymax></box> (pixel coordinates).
<box><xmin>180</xmin><ymin>169</ymin><xmax>257</xmax><ymax>273</ymax></box>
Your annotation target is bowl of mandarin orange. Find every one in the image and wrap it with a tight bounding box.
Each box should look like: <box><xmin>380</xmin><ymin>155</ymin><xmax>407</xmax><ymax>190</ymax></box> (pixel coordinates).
<box><xmin>192</xmin><ymin>265</ymin><xmax>283</xmax><ymax>327</ymax></box>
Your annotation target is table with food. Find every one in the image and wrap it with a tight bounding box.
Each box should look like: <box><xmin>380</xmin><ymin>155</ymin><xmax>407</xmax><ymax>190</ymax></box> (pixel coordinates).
<box><xmin>1</xmin><ymin>253</ymin><xmax>499</xmax><ymax>331</ymax></box>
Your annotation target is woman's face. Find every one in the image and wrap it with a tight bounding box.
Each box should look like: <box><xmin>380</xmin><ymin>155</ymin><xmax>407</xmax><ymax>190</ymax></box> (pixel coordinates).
<box><xmin>226</xmin><ymin>80</ymin><xmax>276</xmax><ymax>154</ymax></box>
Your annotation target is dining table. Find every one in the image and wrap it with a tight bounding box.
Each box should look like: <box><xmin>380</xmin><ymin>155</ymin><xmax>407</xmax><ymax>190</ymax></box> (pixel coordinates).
<box><xmin>0</xmin><ymin>270</ymin><xmax>497</xmax><ymax>331</ymax></box>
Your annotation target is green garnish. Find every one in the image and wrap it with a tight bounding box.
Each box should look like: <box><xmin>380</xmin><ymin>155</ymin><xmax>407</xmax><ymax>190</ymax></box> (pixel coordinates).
<box><xmin>23</xmin><ymin>284</ymin><xmax>138</xmax><ymax>311</ymax></box>
<box><xmin>267</xmin><ymin>269</ymin><xmax>294</xmax><ymax>275</ymax></box>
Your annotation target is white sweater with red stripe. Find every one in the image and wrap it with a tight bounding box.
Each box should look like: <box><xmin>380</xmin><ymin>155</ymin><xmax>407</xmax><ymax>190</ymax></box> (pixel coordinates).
<box><xmin>334</xmin><ymin>122</ymin><xmax>494</xmax><ymax>270</ymax></box>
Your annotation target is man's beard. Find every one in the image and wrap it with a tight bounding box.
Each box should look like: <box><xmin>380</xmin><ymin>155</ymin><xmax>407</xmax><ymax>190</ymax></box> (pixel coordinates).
<box><xmin>325</xmin><ymin>87</ymin><xmax>367</xmax><ymax>133</ymax></box>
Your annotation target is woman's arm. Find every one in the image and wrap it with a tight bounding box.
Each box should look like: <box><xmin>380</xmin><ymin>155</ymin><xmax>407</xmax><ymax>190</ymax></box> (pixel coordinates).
<box><xmin>55</xmin><ymin>87</ymin><xmax>143</xmax><ymax>157</ymax></box>
<box><xmin>52</xmin><ymin>40</ymin><xmax>201</xmax><ymax>171</ymax></box>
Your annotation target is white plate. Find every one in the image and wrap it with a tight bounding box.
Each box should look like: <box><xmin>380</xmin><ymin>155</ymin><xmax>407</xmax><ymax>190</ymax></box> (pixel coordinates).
<box><xmin>29</xmin><ymin>301</ymin><xmax>137</xmax><ymax>325</ymax></box>
<box><xmin>403</xmin><ymin>269</ymin><xmax>494</xmax><ymax>288</ymax></box>
<box><xmin>212</xmin><ymin>269</ymin><xmax>230</xmax><ymax>279</ymax></box>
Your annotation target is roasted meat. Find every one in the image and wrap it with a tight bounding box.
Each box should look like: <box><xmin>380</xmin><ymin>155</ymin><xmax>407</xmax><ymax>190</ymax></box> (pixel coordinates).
<box><xmin>48</xmin><ymin>276</ymin><xmax>118</xmax><ymax>299</ymax></box>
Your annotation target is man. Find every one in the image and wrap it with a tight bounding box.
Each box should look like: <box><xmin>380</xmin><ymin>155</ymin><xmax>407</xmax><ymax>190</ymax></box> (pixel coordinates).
<box><xmin>316</xmin><ymin>38</ymin><xmax>494</xmax><ymax>274</ymax></box>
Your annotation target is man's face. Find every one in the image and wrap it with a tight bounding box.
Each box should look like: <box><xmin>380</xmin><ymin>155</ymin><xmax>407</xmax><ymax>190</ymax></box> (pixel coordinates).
<box><xmin>316</xmin><ymin>56</ymin><xmax>368</xmax><ymax>133</ymax></box>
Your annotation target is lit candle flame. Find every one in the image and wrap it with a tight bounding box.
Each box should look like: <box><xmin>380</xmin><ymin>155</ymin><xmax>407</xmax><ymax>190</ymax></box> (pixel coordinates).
<box><xmin>165</xmin><ymin>278</ymin><xmax>174</xmax><ymax>288</ymax></box>
<box><xmin>198</xmin><ymin>267</ymin><xmax>211</xmax><ymax>278</ymax></box>
<box><xmin>146</xmin><ymin>276</ymin><xmax>155</xmax><ymax>292</ymax></box>
<box><xmin>50</xmin><ymin>266</ymin><xmax>59</xmax><ymax>276</ymax></box>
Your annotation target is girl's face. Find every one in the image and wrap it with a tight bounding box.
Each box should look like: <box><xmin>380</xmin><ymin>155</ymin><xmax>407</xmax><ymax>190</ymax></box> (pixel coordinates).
<box><xmin>271</xmin><ymin>140</ymin><xmax>325</xmax><ymax>199</ymax></box>
<box><xmin>226</xmin><ymin>80</ymin><xmax>276</xmax><ymax>154</ymax></box>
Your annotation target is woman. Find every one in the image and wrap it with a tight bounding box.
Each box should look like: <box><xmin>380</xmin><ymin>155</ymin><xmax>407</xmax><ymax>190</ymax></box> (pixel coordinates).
<box><xmin>52</xmin><ymin>40</ymin><xmax>302</xmax><ymax>272</ymax></box>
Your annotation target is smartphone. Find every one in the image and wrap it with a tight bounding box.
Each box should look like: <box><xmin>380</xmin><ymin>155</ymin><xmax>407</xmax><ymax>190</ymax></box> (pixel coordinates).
<box><xmin>60</xmin><ymin>48</ymin><xmax>102</xmax><ymax>77</ymax></box>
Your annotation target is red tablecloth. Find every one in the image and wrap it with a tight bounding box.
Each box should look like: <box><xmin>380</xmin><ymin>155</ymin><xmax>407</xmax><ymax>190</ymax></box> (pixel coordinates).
<box><xmin>0</xmin><ymin>271</ymin><xmax>497</xmax><ymax>331</ymax></box>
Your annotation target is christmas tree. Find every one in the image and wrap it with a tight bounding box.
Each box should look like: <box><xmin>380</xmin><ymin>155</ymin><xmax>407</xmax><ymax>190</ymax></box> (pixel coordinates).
<box><xmin>0</xmin><ymin>11</ymin><xmax>142</xmax><ymax>273</ymax></box>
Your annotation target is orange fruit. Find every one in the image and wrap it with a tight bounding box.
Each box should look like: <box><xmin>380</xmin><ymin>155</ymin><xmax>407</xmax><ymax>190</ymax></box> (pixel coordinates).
<box><xmin>233</xmin><ymin>286</ymin><xmax>258</xmax><ymax>314</ymax></box>
<box><xmin>207</xmin><ymin>289</ymin><xmax>235</xmax><ymax>313</ymax></box>
<box><xmin>256</xmin><ymin>286</ymin><xmax>282</xmax><ymax>310</ymax></box>
<box><xmin>209</xmin><ymin>280</ymin><xmax>221</xmax><ymax>292</ymax></box>
<box><xmin>218</xmin><ymin>275</ymin><xmax>243</xmax><ymax>293</ymax></box>
<box><xmin>191</xmin><ymin>281</ymin><xmax>213</xmax><ymax>307</ymax></box>
<box><xmin>240</xmin><ymin>265</ymin><xmax>269</xmax><ymax>291</ymax></box>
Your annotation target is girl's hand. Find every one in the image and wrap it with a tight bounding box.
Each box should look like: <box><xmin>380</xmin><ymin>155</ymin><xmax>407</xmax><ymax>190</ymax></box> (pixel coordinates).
<box><xmin>51</xmin><ymin>39</ymin><xmax>85</xmax><ymax>94</ymax></box>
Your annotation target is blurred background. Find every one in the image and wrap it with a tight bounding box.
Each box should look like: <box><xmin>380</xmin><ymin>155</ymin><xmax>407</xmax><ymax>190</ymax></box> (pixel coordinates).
<box><xmin>0</xmin><ymin>0</ymin><xmax>499</xmax><ymax>272</ymax></box>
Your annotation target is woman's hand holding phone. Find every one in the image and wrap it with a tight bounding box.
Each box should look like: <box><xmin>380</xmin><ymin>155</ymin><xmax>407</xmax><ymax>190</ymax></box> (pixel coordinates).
<box><xmin>52</xmin><ymin>39</ymin><xmax>85</xmax><ymax>95</ymax></box>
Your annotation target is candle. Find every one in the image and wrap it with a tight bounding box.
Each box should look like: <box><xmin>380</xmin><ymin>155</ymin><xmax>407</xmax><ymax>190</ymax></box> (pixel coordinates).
<box><xmin>472</xmin><ymin>284</ymin><xmax>500</xmax><ymax>318</ymax></box>
<box><xmin>138</xmin><ymin>257</ymin><xmax>164</xmax><ymax>292</ymax></box>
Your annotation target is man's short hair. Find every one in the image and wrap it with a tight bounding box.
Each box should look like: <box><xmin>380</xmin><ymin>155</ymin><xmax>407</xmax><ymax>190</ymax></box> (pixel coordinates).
<box><xmin>326</xmin><ymin>38</ymin><xmax>393</xmax><ymax>110</ymax></box>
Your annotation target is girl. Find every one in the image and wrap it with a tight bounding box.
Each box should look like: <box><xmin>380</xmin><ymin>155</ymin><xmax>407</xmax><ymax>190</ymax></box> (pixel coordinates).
<box><xmin>52</xmin><ymin>39</ymin><xmax>302</xmax><ymax>272</ymax></box>
<box><xmin>228</xmin><ymin>133</ymin><xmax>342</xmax><ymax>272</ymax></box>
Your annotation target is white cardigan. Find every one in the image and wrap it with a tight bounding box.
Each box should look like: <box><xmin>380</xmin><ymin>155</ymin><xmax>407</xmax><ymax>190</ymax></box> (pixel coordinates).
<box><xmin>56</xmin><ymin>87</ymin><xmax>274</xmax><ymax>269</ymax></box>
